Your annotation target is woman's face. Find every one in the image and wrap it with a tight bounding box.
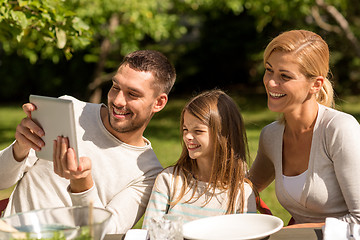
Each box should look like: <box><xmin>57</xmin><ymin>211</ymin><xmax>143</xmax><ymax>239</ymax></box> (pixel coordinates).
<box><xmin>263</xmin><ymin>51</ymin><xmax>315</xmax><ymax>114</ymax></box>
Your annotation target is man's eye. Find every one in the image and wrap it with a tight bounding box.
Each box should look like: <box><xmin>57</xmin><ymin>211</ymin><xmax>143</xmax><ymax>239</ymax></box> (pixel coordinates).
<box><xmin>265</xmin><ymin>68</ymin><xmax>273</xmax><ymax>73</ymax></box>
<box><xmin>112</xmin><ymin>85</ymin><xmax>120</xmax><ymax>91</ymax></box>
<box><xmin>129</xmin><ymin>92</ymin><xmax>139</xmax><ymax>97</ymax></box>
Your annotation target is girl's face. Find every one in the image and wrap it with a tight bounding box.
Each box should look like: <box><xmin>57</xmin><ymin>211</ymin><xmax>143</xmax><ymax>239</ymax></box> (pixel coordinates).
<box><xmin>182</xmin><ymin>111</ymin><xmax>214</xmax><ymax>162</ymax></box>
<box><xmin>263</xmin><ymin>51</ymin><xmax>316</xmax><ymax>114</ymax></box>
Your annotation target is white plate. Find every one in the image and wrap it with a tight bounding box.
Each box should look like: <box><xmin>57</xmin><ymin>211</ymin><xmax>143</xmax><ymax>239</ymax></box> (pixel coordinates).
<box><xmin>182</xmin><ymin>213</ymin><xmax>283</xmax><ymax>240</ymax></box>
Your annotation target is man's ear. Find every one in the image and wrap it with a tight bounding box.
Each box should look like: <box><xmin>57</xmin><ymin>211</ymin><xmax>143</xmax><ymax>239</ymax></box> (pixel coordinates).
<box><xmin>153</xmin><ymin>93</ymin><xmax>168</xmax><ymax>113</ymax></box>
<box><xmin>310</xmin><ymin>76</ymin><xmax>324</xmax><ymax>94</ymax></box>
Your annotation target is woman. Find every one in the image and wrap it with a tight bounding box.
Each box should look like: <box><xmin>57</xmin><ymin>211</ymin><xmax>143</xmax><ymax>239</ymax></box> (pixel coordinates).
<box><xmin>249</xmin><ymin>30</ymin><xmax>360</xmax><ymax>225</ymax></box>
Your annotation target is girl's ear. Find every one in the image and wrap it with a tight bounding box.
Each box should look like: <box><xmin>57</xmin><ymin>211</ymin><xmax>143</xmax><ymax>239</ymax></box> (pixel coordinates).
<box><xmin>310</xmin><ymin>76</ymin><xmax>324</xmax><ymax>94</ymax></box>
<box><xmin>153</xmin><ymin>93</ymin><xmax>168</xmax><ymax>113</ymax></box>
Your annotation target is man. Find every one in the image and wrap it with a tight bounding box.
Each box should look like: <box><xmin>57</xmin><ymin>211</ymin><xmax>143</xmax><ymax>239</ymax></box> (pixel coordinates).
<box><xmin>0</xmin><ymin>50</ymin><xmax>176</xmax><ymax>234</ymax></box>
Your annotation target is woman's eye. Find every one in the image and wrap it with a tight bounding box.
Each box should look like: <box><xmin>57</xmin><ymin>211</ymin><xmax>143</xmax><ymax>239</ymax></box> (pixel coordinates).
<box><xmin>281</xmin><ymin>74</ymin><xmax>291</xmax><ymax>80</ymax></box>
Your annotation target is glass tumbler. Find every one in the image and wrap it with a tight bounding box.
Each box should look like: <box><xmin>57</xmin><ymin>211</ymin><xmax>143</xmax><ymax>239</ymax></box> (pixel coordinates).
<box><xmin>148</xmin><ymin>214</ymin><xmax>183</xmax><ymax>240</ymax></box>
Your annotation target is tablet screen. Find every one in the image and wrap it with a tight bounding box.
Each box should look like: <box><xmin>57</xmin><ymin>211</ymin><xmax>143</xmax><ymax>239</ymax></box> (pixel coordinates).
<box><xmin>29</xmin><ymin>95</ymin><xmax>79</xmax><ymax>163</ymax></box>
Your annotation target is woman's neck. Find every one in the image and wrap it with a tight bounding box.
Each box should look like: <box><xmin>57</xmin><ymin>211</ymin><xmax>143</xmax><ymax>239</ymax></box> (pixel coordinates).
<box><xmin>283</xmin><ymin>100</ymin><xmax>319</xmax><ymax>136</ymax></box>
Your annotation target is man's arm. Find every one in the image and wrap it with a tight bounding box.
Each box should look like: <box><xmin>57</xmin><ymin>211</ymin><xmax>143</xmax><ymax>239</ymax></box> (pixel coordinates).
<box><xmin>68</xmin><ymin>174</ymin><xmax>157</xmax><ymax>234</ymax></box>
<box><xmin>0</xmin><ymin>103</ymin><xmax>44</xmax><ymax>189</ymax></box>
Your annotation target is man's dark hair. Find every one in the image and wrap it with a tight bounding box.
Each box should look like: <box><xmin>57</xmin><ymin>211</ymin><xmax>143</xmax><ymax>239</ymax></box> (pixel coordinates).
<box><xmin>122</xmin><ymin>50</ymin><xmax>176</xmax><ymax>95</ymax></box>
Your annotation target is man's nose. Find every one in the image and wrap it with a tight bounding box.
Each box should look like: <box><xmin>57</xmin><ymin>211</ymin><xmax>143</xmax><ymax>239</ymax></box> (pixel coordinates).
<box><xmin>114</xmin><ymin>91</ymin><xmax>126</xmax><ymax>106</ymax></box>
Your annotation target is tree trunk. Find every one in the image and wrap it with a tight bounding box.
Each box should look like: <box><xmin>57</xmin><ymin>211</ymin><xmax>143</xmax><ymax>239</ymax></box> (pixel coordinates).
<box><xmin>88</xmin><ymin>14</ymin><xmax>119</xmax><ymax>103</ymax></box>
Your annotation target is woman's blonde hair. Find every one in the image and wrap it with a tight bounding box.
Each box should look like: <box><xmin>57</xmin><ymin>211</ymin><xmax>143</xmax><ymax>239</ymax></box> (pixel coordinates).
<box><xmin>171</xmin><ymin>89</ymin><xmax>252</xmax><ymax>214</ymax></box>
<box><xmin>264</xmin><ymin>29</ymin><xmax>334</xmax><ymax>107</ymax></box>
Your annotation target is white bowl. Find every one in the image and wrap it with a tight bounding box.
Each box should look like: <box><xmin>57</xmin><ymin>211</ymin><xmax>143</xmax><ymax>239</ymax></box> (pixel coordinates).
<box><xmin>182</xmin><ymin>213</ymin><xmax>283</xmax><ymax>240</ymax></box>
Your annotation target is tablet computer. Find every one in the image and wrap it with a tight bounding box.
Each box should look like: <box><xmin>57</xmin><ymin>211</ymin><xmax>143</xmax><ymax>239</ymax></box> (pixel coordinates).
<box><xmin>29</xmin><ymin>95</ymin><xmax>79</xmax><ymax>162</ymax></box>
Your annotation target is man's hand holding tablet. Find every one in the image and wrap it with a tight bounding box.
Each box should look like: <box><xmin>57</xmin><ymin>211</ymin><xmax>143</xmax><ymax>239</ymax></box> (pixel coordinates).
<box><xmin>29</xmin><ymin>95</ymin><xmax>79</xmax><ymax>163</ymax></box>
<box><xmin>27</xmin><ymin>95</ymin><xmax>93</xmax><ymax>192</ymax></box>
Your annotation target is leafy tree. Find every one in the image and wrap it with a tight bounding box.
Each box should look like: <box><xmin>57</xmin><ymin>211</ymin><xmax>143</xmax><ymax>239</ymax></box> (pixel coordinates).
<box><xmin>1</xmin><ymin>0</ymin><xmax>360</xmax><ymax>102</ymax></box>
<box><xmin>0</xmin><ymin>0</ymin><xmax>91</xmax><ymax>63</ymax></box>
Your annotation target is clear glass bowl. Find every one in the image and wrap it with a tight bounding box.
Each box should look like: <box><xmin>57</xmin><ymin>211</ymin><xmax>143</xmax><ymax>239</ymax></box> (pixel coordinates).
<box><xmin>0</xmin><ymin>206</ymin><xmax>112</xmax><ymax>240</ymax></box>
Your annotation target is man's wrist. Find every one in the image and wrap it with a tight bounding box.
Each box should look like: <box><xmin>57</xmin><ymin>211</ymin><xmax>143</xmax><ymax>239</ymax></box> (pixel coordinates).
<box><xmin>12</xmin><ymin>141</ymin><xmax>30</xmax><ymax>162</ymax></box>
<box><xmin>69</xmin><ymin>175</ymin><xmax>94</xmax><ymax>193</ymax></box>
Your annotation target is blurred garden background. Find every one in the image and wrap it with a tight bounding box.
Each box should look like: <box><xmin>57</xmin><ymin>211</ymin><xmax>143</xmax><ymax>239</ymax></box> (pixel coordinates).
<box><xmin>1</xmin><ymin>0</ymin><xmax>360</xmax><ymax>227</ymax></box>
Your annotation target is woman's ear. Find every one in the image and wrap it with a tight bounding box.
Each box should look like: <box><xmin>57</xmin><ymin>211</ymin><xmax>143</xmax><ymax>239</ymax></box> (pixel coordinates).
<box><xmin>153</xmin><ymin>93</ymin><xmax>168</xmax><ymax>113</ymax></box>
<box><xmin>310</xmin><ymin>76</ymin><xmax>324</xmax><ymax>94</ymax></box>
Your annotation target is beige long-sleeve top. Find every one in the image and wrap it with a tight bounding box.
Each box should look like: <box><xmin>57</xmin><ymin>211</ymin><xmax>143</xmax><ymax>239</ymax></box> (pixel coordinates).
<box><xmin>250</xmin><ymin>103</ymin><xmax>360</xmax><ymax>224</ymax></box>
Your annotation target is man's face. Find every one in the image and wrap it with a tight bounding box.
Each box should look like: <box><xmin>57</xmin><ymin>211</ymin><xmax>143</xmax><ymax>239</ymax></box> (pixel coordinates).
<box><xmin>107</xmin><ymin>64</ymin><xmax>159</xmax><ymax>134</ymax></box>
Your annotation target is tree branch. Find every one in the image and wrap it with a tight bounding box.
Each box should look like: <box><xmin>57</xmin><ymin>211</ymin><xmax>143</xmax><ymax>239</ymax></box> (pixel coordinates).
<box><xmin>311</xmin><ymin>6</ymin><xmax>341</xmax><ymax>34</ymax></box>
<box><xmin>315</xmin><ymin>0</ymin><xmax>360</xmax><ymax>57</ymax></box>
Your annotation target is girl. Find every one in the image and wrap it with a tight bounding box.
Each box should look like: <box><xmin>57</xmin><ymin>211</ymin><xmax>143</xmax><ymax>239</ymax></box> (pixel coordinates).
<box><xmin>142</xmin><ymin>89</ymin><xmax>256</xmax><ymax>228</ymax></box>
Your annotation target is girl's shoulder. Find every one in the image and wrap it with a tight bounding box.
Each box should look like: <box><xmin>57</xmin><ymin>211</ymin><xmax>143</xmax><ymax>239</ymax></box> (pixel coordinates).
<box><xmin>154</xmin><ymin>166</ymin><xmax>180</xmax><ymax>187</ymax></box>
<box><xmin>159</xmin><ymin>166</ymin><xmax>176</xmax><ymax>175</ymax></box>
<box><xmin>153</xmin><ymin>166</ymin><xmax>189</xmax><ymax>196</ymax></box>
<box><xmin>156</xmin><ymin>166</ymin><xmax>175</xmax><ymax>180</ymax></box>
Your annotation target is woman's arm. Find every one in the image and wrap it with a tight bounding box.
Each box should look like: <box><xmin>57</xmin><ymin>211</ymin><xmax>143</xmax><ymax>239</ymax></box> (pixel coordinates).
<box><xmin>328</xmin><ymin>114</ymin><xmax>360</xmax><ymax>223</ymax></box>
<box><xmin>248</xmin><ymin>129</ymin><xmax>276</xmax><ymax>193</ymax></box>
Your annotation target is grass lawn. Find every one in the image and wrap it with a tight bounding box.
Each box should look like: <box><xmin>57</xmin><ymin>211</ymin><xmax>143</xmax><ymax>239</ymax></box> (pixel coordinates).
<box><xmin>1</xmin><ymin>93</ymin><xmax>359</xmax><ymax>227</ymax></box>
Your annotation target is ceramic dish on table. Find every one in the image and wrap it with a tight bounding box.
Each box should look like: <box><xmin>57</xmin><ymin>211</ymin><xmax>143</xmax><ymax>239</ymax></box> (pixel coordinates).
<box><xmin>182</xmin><ymin>213</ymin><xmax>283</xmax><ymax>240</ymax></box>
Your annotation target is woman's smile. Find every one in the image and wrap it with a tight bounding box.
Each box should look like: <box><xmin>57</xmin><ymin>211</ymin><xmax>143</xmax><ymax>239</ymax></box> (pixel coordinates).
<box><xmin>268</xmin><ymin>91</ymin><xmax>286</xmax><ymax>99</ymax></box>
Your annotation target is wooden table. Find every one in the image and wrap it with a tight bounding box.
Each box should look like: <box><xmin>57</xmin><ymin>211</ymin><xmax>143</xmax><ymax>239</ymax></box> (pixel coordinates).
<box><xmin>104</xmin><ymin>234</ymin><xmax>124</xmax><ymax>240</ymax></box>
<box><xmin>104</xmin><ymin>227</ymin><xmax>323</xmax><ymax>240</ymax></box>
<box><xmin>268</xmin><ymin>227</ymin><xmax>322</xmax><ymax>240</ymax></box>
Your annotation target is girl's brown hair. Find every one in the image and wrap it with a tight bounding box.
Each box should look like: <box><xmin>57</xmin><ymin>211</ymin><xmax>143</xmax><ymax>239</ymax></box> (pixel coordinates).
<box><xmin>171</xmin><ymin>89</ymin><xmax>251</xmax><ymax>214</ymax></box>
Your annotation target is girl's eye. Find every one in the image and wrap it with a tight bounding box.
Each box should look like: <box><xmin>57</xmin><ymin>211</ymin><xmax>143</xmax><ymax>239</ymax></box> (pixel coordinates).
<box><xmin>182</xmin><ymin>128</ymin><xmax>188</xmax><ymax>132</ymax></box>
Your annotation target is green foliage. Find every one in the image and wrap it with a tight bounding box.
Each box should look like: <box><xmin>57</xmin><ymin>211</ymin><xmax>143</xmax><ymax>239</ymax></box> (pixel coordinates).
<box><xmin>70</xmin><ymin>0</ymin><xmax>186</xmax><ymax>67</ymax></box>
<box><xmin>1</xmin><ymin>0</ymin><xmax>360</xmax><ymax>101</ymax></box>
<box><xmin>0</xmin><ymin>0</ymin><xmax>91</xmax><ymax>63</ymax></box>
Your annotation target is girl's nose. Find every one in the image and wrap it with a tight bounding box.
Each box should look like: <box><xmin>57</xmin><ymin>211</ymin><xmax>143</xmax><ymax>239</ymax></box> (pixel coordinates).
<box><xmin>184</xmin><ymin>132</ymin><xmax>193</xmax><ymax>140</ymax></box>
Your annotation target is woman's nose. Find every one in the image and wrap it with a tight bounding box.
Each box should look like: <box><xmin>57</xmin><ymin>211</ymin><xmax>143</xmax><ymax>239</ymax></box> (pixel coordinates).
<box><xmin>265</xmin><ymin>77</ymin><xmax>280</xmax><ymax>87</ymax></box>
